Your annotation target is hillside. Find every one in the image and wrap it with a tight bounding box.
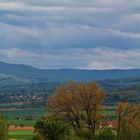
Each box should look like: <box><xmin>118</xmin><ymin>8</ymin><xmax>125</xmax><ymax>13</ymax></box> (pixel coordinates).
<box><xmin>0</xmin><ymin>62</ymin><xmax>140</xmax><ymax>86</ymax></box>
<box><xmin>0</xmin><ymin>62</ymin><xmax>140</xmax><ymax>112</ymax></box>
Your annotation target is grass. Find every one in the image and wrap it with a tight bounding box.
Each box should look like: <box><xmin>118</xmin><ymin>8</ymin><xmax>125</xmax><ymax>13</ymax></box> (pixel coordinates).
<box><xmin>8</xmin><ymin>119</ymin><xmax>35</xmax><ymax>126</ymax></box>
<box><xmin>9</xmin><ymin>130</ymin><xmax>34</xmax><ymax>140</ymax></box>
<box><xmin>1</xmin><ymin>108</ymin><xmax>44</xmax><ymax>140</ymax></box>
<box><xmin>104</xmin><ymin>110</ymin><xmax>115</xmax><ymax>117</ymax></box>
<box><xmin>104</xmin><ymin>105</ymin><xmax>116</xmax><ymax>110</ymax></box>
<box><xmin>103</xmin><ymin>105</ymin><xmax>116</xmax><ymax>117</ymax></box>
<box><xmin>2</xmin><ymin>106</ymin><xmax>116</xmax><ymax>127</ymax></box>
<box><xmin>1</xmin><ymin>106</ymin><xmax>116</xmax><ymax>119</ymax></box>
<box><xmin>3</xmin><ymin>105</ymin><xmax>116</xmax><ymax>140</ymax></box>
<box><xmin>8</xmin><ymin>120</ymin><xmax>35</xmax><ymax>140</ymax></box>
<box><xmin>4</xmin><ymin>107</ymin><xmax>42</xmax><ymax>140</ymax></box>
<box><xmin>1</xmin><ymin>107</ymin><xmax>46</xmax><ymax>119</ymax></box>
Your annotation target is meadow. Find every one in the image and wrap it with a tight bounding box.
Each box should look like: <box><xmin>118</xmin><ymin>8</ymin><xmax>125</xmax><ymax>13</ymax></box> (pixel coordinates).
<box><xmin>1</xmin><ymin>106</ymin><xmax>116</xmax><ymax>140</ymax></box>
<box><xmin>1</xmin><ymin>108</ymin><xmax>46</xmax><ymax>119</ymax></box>
<box><xmin>9</xmin><ymin>130</ymin><xmax>34</xmax><ymax>140</ymax></box>
<box><xmin>0</xmin><ymin>108</ymin><xmax>45</xmax><ymax>140</ymax></box>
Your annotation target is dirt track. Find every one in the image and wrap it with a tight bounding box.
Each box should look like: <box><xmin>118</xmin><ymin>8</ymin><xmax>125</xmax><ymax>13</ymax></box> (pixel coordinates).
<box><xmin>9</xmin><ymin>125</ymin><xmax>34</xmax><ymax>131</ymax></box>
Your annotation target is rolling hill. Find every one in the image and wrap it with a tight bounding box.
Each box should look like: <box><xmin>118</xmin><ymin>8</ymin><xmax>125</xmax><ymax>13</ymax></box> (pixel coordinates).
<box><xmin>0</xmin><ymin>61</ymin><xmax>140</xmax><ymax>86</ymax></box>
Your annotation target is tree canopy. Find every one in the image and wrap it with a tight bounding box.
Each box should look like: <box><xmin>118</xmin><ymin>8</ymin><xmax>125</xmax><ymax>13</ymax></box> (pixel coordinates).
<box><xmin>48</xmin><ymin>82</ymin><xmax>106</xmax><ymax>135</ymax></box>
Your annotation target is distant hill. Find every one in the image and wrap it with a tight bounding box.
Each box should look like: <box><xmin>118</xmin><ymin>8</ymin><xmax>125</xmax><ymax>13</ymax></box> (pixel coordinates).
<box><xmin>0</xmin><ymin>62</ymin><xmax>140</xmax><ymax>86</ymax></box>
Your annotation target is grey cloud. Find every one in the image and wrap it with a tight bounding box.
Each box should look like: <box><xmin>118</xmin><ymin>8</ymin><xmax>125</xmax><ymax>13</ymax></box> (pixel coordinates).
<box><xmin>0</xmin><ymin>0</ymin><xmax>140</xmax><ymax>69</ymax></box>
<box><xmin>0</xmin><ymin>47</ymin><xmax>140</xmax><ymax>69</ymax></box>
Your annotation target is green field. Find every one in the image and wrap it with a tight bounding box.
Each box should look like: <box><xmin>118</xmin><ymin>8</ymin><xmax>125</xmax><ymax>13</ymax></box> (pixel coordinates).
<box><xmin>9</xmin><ymin>130</ymin><xmax>34</xmax><ymax>140</ymax></box>
<box><xmin>1</xmin><ymin>106</ymin><xmax>116</xmax><ymax>122</ymax></box>
<box><xmin>8</xmin><ymin>119</ymin><xmax>35</xmax><ymax>126</ymax></box>
<box><xmin>0</xmin><ymin>108</ymin><xmax>45</xmax><ymax>140</ymax></box>
<box><xmin>8</xmin><ymin>120</ymin><xmax>35</xmax><ymax>140</ymax></box>
<box><xmin>104</xmin><ymin>105</ymin><xmax>116</xmax><ymax>110</ymax></box>
<box><xmin>103</xmin><ymin>105</ymin><xmax>116</xmax><ymax>118</ymax></box>
<box><xmin>2</xmin><ymin>106</ymin><xmax>116</xmax><ymax>140</ymax></box>
<box><xmin>1</xmin><ymin>108</ymin><xmax>46</xmax><ymax>119</ymax></box>
<box><xmin>1</xmin><ymin>106</ymin><xmax>116</xmax><ymax>120</ymax></box>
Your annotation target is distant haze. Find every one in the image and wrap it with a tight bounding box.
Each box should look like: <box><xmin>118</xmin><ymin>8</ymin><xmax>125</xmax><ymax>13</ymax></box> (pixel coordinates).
<box><xmin>0</xmin><ymin>62</ymin><xmax>140</xmax><ymax>87</ymax></box>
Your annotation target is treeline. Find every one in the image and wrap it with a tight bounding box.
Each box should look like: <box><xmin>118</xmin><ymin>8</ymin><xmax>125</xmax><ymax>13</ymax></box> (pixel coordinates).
<box><xmin>34</xmin><ymin>82</ymin><xmax>140</xmax><ymax>140</ymax></box>
<box><xmin>0</xmin><ymin>78</ymin><xmax>140</xmax><ymax>108</ymax></box>
<box><xmin>7</xmin><ymin>77</ymin><xmax>138</xmax><ymax>106</ymax></box>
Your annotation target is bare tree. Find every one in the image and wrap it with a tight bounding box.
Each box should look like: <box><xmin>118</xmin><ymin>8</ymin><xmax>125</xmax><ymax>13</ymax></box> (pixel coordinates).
<box><xmin>116</xmin><ymin>102</ymin><xmax>140</xmax><ymax>140</ymax></box>
<box><xmin>48</xmin><ymin>82</ymin><xmax>106</xmax><ymax>135</ymax></box>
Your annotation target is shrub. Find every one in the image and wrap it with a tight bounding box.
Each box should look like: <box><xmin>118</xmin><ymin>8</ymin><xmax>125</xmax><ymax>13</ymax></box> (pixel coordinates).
<box><xmin>98</xmin><ymin>128</ymin><xmax>116</xmax><ymax>140</ymax></box>
<box><xmin>78</xmin><ymin>130</ymin><xmax>96</xmax><ymax>140</ymax></box>
<box><xmin>34</xmin><ymin>119</ymin><xmax>70</xmax><ymax>140</ymax></box>
<box><xmin>0</xmin><ymin>115</ymin><xmax>8</xmax><ymax>140</ymax></box>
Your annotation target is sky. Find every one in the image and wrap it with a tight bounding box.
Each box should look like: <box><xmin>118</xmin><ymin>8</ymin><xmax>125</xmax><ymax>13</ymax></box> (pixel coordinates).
<box><xmin>0</xmin><ymin>0</ymin><xmax>140</xmax><ymax>69</ymax></box>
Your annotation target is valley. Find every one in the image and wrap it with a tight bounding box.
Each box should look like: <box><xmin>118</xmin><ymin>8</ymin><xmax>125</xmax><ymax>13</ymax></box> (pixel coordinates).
<box><xmin>0</xmin><ymin>62</ymin><xmax>140</xmax><ymax>140</ymax></box>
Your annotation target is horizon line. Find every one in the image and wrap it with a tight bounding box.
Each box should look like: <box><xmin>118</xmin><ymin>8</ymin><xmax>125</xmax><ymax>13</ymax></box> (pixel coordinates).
<box><xmin>0</xmin><ymin>61</ymin><xmax>140</xmax><ymax>71</ymax></box>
